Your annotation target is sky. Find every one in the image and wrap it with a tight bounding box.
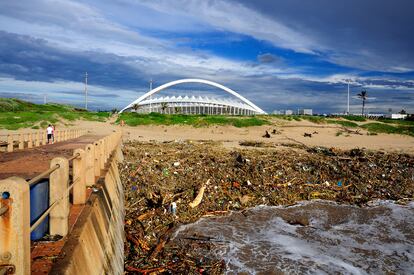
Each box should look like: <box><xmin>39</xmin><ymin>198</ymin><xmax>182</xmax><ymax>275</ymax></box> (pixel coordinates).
<box><xmin>0</xmin><ymin>0</ymin><xmax>413</xmax><ymax>113</ymax></box>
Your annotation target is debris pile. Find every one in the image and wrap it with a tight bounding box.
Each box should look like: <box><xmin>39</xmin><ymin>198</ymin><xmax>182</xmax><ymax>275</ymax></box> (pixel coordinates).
<box><xmin>120</xmin><ymin>140</ymin><xmax>414</xmax><ymax>273</ymax></box>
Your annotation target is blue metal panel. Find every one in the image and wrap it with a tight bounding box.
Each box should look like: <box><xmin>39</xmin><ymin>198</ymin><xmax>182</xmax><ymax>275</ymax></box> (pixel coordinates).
<box><xmin>30</xmin><ymin>180</ymin><xmax>49</xmax><ymax>240</ymax></box>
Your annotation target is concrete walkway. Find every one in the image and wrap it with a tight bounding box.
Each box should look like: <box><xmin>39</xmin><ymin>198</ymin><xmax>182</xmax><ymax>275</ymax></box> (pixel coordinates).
<box><xmin>0</xmin><ymin>135</ymin><xmax>103</xmax><ymax>180</ymax></box>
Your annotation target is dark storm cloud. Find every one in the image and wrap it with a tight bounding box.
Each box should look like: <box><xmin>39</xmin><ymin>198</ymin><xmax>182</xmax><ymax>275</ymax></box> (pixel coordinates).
<box><xmin>0</xmin><ymin>31</ymin><xmax>149</xmax><ymax>89</ymax></box>
<box><xmin>257</xmin><ymin>53</ymin><xmax>282</xmax><ymax>64</ymax></box>
<box><xmin>236</xmin><ymin>0</ymin><xmax>414</xmax><ymax>72</ymax></box>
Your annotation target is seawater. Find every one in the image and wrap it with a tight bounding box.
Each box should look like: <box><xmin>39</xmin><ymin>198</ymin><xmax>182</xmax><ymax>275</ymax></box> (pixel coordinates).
<box><xmin>173</xmin><ymin>200</ymin><xmax>414</xmax><ymax>274</ymax></box>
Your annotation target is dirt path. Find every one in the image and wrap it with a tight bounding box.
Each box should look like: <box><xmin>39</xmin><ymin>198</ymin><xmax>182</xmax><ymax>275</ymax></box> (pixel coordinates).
<box><xmin>0</xmin><ymin>134</ymin><xmax>103</xmax><ymax>180</ymax></box>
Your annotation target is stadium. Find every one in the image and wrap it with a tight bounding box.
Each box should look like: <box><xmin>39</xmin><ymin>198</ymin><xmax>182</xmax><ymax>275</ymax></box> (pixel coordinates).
<box><xmin>120</xmin><ymin>79</ymin><xmax>266</xmax><ymax>115</ymax></box>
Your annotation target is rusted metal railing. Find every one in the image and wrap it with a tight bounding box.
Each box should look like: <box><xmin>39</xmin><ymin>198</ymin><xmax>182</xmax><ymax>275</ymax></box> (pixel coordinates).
<box><xmin>27</xmin><ymin>164</ymin><xmax>60</xmax><ymax>186</ymax></box>
<box><xmin>67</xmin><ymin>152</ymin><xmax>81</xmax><ymax>162</ymax></box>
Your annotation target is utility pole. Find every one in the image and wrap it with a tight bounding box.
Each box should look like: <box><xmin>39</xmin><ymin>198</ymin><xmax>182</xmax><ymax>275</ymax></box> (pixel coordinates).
<box><xmin>84</xmin><ymin>72</ymin><xmax>88</xmax><ymax>110</ymax></box>
<box><xmin>347</xmin><ymin>80</ymin><xmax>350</xmax><ymax>115</ymax></box>
<box><xmin>149</xmin><ymin>78</ymin><xmax>153</xmax><ymax>113</ymax></box>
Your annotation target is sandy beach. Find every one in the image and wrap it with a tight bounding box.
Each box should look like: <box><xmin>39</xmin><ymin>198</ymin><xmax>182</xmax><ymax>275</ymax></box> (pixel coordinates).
<box><xmin>2</xmin><ymin>118</ymin><xmax>414</xmax><ymax>154</ymax></box>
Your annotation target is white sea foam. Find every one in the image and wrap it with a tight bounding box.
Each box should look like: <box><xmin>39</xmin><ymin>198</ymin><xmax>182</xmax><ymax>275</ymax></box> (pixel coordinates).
<box><xmin>174</xmin><ymin>200</ymin><xmax>414</xmax><ymax>274</ymax></box>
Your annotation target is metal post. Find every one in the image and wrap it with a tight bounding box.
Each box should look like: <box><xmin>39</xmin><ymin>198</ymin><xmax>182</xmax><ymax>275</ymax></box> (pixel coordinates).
<box><xmin>347</xmin><ymin>81</ymin><xmax>350</xmax><ymax>114</ymax></box>
<box><xmin>84</xmin><ymin>72</ymin><xmax>88</xmax><ymax>111</ymax></box>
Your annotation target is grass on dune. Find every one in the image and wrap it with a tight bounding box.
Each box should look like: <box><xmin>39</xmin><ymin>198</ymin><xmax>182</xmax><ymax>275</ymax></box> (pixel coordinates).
<box><xmin>326</xmin><ymin>120</ymin><xmax>358</xmax><ymax>127</ymax></box>
<box><xmin>378</xmin><ymin>118</ymin><xmax>414</xmax><ymax>126</ymax></box>
<box><xmin>271</xmin><ymin>114</ymin><xmax>302</xmax><ymax>121</ymax></box>
<box><xmin>118</xmin><ymin>112</ymin><xmax>270</xmax><ymax>128</ymax></box>
<box><xmin>361</xmin><ymin>123</ymin><xmax>414</xmax><ymax>136</ymax></box>
<box><xmin>341</xmin><ymin>115</ymin><xmax>367</xmax><ymax>122</ymax></box>
<box><xmin>0</xmin><ymin>98</ymin><xmax>110</xmax><ymax>130</ymax></box>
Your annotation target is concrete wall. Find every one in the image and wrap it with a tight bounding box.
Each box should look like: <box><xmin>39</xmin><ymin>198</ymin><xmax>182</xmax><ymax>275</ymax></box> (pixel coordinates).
<box><xmin>50</xmin><ymin>153</ymin><xmax>124</xmax><ymax>275</ymax></box>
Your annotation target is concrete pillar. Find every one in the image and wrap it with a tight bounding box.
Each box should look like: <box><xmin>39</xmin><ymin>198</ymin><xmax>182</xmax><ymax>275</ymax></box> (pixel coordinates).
<box><xmin>27</xmin><ymin>133</ymin><xmax>33</xmax><ymax>149</ymax></box>
<box><xmin>49</xmin><ymin>157</ymin><xmax>69</xmax><ymax>237</ymax></box>
<box><xmin>73</xmin><ymin>149</ymin><xmax>86</xmax><ymax>205</ymax></box>
<box><xmin>35</xmin><ymin>132</ymin><xmax>40</xmax><ymax>147</ymax></box>
<box><xmin>85</xmin><ymin>144</ymin><xmax>95</xmax><ymax>186</ymax></box>
<box><xmin>115</xmin><ymin>133</ymin><xmax>124</xmax><ymax>163</ymax></box>
<box><xmin>7</xmin><ymin>135</ymin><xmax>13</xmax><ymax>152</ymax></box>
<box><xmin>94</xmin><ymin>142</ymin><xmax>101</xmax><ymax>178</ymax></box>
<box><xmin>0</xmin><ymin>177</ymin><xmax>31</xmax><ymax>275</ymax></box>
<box><xmin>105</xmin><ymin>137</ymin><xmax>109</xmax><ymax>161</ymax></box>
<box><xmin>42</xmin><ymin>131</ymin><xmax>47</xmax><ymax>145</ymax></box>
<box><xmin>99</xmin><ymin>140</ymin><xmax>105</xmax><ymax>170</ymax></box>
<box><xmin>19</xmin><ymin>134</ymin><xmax>24</xmax><ymax>150</ymax></box>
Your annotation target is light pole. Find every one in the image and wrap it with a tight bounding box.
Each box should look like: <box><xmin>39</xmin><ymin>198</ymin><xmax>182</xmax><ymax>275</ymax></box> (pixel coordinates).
<box><xmin>347</xmin><ymin>80</ymin><xmax>350</xmax><ymax>115</ymax></box>
<box><xmin>84</xmin><ymin>72</ymin><xmax>88</xmax><ymax>110</ymax></box>
<box><xmin>149</xmin><ymin>78</ymin><xmax>153</xmax><ymax>113</ymax></box>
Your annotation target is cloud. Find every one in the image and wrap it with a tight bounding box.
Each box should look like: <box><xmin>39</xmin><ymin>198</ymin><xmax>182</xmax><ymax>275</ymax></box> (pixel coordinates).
<box><xmin>257</xmin><ymin>53</ymin><xmax>283</xmax><ymax>64</ymax></box>
<box><xmin>235</xmin><ymin>0</ymin><xmax>414</xmax><ymax>72</ymax></box>
<box><xmin>135</xmin><ymin>0</ymin><xmax>317</xmax><ymax>54</ymax></box>
<box><xmin>0</xmin><ymin>0</ymin><xmax>413</xmax><ymax>113</ymax></box>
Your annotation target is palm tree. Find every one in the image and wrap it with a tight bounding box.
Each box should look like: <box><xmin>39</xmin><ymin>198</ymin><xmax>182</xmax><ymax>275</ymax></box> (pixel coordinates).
<box><xmin>161</xmin><ymin>102</ymin><xmax>168</xmax><ymax>114</ymax></box>
<box><xmin>132</xmin><ymin>104</ymin><xmax>140</xmax><ymax>113</ymax></box>
<box><xmin>174</xmin><ymin>106</ymin><xmax>181</xmax><ymax>114</ymax></box>
<box><xmin>357</xmin><ymin>90</ymin><xmax>368</xmax><ymax>116</ymax></box>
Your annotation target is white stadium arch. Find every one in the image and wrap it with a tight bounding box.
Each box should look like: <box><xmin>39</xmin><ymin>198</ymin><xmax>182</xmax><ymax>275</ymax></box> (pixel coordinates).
<box><xmin>120</xmin><ymin>78</ymin><xmax>266</xmax><ymax>115</ymax></box>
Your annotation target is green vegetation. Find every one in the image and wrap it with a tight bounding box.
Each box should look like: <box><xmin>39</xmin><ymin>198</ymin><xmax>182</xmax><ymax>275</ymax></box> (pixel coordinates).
<box><xmin>361</xmin><ymin>123</ymin><xmax>414</xmax><ymax>136</ymax></box>
<box><xmin>0</xmin><ymin>98</ymin><xmax>110</xmax><ymax>130</ymax></box>
<box><xmin>301</xmin><ymin>115</ymin><xmax>326</xmax><ymax>124</ymax></box>
<box><xmin>326</xmin><ymin>120</ymin><xmax>358</xmax><ymax>127</ymax></box>
<box><xmin>118</xmin><ymin>112</ymin><xmax>270</xmax><ymax>128</ymax></box>
<box><xmin>378</xmin><ymin>118</ymin><xmax>414</xmax><ymax>126</ymax></box>
<box><xmin>341</xmin><ymin>115</ymin><xmax>366</xmax><ymax>122</ymax></box>
<box><xmin>271</xmin><ymin>114</ymin><xmax>301</xmax><ymax>121</ymax></box>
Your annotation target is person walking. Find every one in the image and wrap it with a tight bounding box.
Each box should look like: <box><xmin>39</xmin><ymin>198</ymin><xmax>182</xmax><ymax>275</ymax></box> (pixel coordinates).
<box><xmin>46</xmin><ymin>124</ymin><xmax>53</xmax><ymax>144</ymax></box>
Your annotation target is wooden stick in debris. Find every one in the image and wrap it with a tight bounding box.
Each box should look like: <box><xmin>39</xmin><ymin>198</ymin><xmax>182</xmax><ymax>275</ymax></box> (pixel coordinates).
<box><xmin>149</xmin><ymin>223</ymin><xmax>175</xmax><ymax>261</ymax></box>
<box><xmin>189</xmin><ymin>179</ymin><xmax>210</xmax><ymax>208</ymax></box>
<box><xmin>126</xmin><ymin>265</ymin><xmax>169</xmax><ymax>274</ymax></box>
<box><xmin>138</xmin><ymin>210</ymin><xmax>155</xmax><ymax>221</ymax></box>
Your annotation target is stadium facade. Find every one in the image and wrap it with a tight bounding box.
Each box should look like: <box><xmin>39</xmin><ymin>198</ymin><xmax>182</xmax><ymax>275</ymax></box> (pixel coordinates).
<box><xmin>120</xmin><ymin>79</ymin><xmax>266</xmax><ymax>115</ymax></box>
